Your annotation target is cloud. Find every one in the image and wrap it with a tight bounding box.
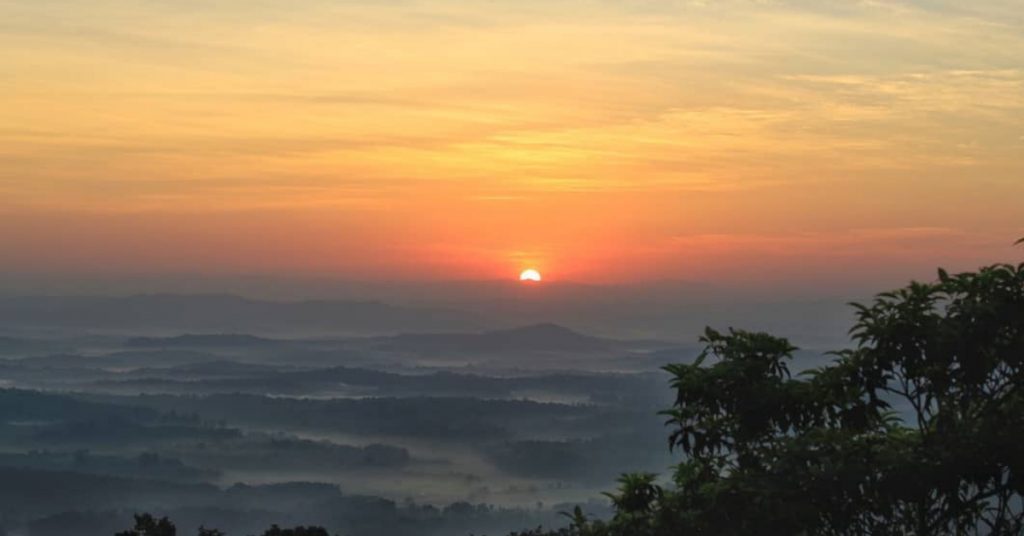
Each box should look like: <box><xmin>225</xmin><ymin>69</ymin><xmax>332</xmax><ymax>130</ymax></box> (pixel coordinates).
<box><xmin>1</xmin><ymin>0</ymin><xmax>1022</xmax><ymax>284</ymax></box>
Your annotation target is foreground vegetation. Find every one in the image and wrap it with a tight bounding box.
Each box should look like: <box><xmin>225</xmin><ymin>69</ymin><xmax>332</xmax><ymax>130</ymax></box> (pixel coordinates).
<box><xmin>515</xmin><ymin>259</ymin><xmax>1024</xmax><ymax>535</ymax></box>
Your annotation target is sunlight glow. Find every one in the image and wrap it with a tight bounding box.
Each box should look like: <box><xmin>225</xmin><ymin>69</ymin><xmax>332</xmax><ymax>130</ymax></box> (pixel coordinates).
<box><xmin>519</xmin><ymin>269</ymin><xmax>542</xmax><ymax>282</ymax></box>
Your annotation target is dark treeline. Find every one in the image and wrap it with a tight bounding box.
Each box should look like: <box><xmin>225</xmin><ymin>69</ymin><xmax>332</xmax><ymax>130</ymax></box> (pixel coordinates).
<box><xmin>8</xmin><ymin>470</ymin><xmax>565</xmax><ymax>536</ymax></box>
<box><xmin>93</xmin><ymin>393</ymin><xmax>645</xmax><ymax>440</ymax></box>
<box><xmin>115</xmin><ymin>513</ymin><xmax>327</xmax><ymax>536</ymax></box>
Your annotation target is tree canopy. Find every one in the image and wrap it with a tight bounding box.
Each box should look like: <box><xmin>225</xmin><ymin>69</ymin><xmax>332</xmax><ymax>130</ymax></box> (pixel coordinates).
<box><xmin>116</xmin><ymin>514</ymin><xmax>177</xmax><ymax>536</ymax></box>
<box><xmin>114</xmin><ymin>516</ymin><xmax>328</xmax><ymax>536</ymax></box>
<box><xmin>516</xmin><ymin>260</ymin><xmax>1024</xmax><ymax>535</ymax></box>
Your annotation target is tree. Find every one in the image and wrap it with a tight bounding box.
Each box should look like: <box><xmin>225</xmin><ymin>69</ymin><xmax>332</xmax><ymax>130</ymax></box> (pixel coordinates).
<box><xmin>114</xmin><ymin>519</ymin><xmax>331</xmax><ymax>536</ymax></box>
<box><xmin>524</xmin><ymin>259</ymin><xmax>1024</xmax><ymax>535</ymax></box>
<box><xmin>260</xmin><ymin>525</ymin><xmax>330</xmax><ymax>536</ymax></box>
<box><xmin>116</xmin><ymin>514</ymin><xmax>176</xmax><ymax>536</ymax></box>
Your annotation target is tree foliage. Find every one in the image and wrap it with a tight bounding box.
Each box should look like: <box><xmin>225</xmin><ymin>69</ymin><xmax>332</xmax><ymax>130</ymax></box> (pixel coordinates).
<box><xmin>523</xmin><ymin>260</ymin><xmax>1024</xmax><ymax>535</ymax></box>
<box><xmin>114</xmin><ymin>517</ymin><xmax>330</xmax><ymax>536</ymax></box>
<box><xmin>116</xmin><ymin>514</ymin><xmax>177</xmax><ymax>536</ymax></box>
<box><xmin>259</xmin><ymin>525</ymin><xmax>330</xmax><ymax>536</ymax></box>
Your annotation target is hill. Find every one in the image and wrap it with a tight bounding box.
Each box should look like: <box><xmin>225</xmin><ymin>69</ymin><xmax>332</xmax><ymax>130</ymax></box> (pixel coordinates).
<box><xmin>381</xmin><ymin>323</ymin><xmax>620</xmax><ymax>354</ymax></box>
<box><xmin>0</xmin><ymin>294</ymin><xmax>481</xmax><ymax>335</ymax></box>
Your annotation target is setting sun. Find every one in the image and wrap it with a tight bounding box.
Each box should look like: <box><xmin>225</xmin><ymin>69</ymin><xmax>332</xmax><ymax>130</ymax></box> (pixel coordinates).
<box><xmin>519</xmin><ymin>269</ymin><xmax>542</xmax><ymax>282</ymax></box>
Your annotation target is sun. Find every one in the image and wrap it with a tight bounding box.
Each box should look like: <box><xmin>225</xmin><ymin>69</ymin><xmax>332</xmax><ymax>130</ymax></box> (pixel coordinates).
<box><xmin>519</xmin><ymin>269</ymin><xmax>542</xmax><ymax>282</ymax></box>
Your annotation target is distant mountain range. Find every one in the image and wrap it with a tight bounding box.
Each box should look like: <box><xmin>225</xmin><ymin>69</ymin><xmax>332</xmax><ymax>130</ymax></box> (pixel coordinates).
<box><xmin>111</xmin><ymin>323</ymin><xmax>650</xmax><ymax>355</ymax></box>
<box><xmin>0</xmin><ymin>289</ymin><xmax>858</xmax><ymax>346</ymax></box>
<box><xmin>380</xmin><ymin>323</ymin><xmax>622</xmax><ymax>354</ymax></box>
<box><xmin>0</xmin><ymin>294</ymin><xmax>482</xmax><ymax>335</ymax></box>
<box><xmin>125</xmin><ymin>333</ymin><xmax>281</xmax><ymax>348</ymax></box>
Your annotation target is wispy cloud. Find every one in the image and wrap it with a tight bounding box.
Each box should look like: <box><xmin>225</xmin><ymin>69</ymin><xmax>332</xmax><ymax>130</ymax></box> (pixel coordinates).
<box><xmin>1</xmin><ymin>0</ymin><xmax>1022</xmax><ymax>281</ymax></box>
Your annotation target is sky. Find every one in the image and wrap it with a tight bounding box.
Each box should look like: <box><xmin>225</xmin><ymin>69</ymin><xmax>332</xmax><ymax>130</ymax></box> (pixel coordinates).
<box><xmin>1</xmin><ymin>0</ymin><xmax>1022</xmax><ymax>289</ymax></box>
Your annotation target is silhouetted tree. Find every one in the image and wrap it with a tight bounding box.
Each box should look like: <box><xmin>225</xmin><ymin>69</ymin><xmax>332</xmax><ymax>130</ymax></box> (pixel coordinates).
<box><xmin>518</xmin><ymin>257</ymin><xmax>1024</xmax><ymax>535</ymax></box>
<box><xmin>260</xmin><ymin>525</ymin><xmax>330</xmax><ymax>536</ymax></box>
<box><xmin>115</xmin><ymin>517</ymin><xmax>335</xmax><ymax>536</ymax></box>
<box><xmin>116</xmin><ymin>514</ymin><xmax>176</xmax><ymax>536</ymax></box>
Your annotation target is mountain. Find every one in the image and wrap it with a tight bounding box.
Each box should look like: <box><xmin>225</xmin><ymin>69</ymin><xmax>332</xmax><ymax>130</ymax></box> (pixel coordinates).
<box><xmin>0</xmin><ymin>336</ymin><xmax>74</xmax><ymax>358</ymax></box>
<box><xmin>21</xmin><ymin>350</ymin><xmax>224</xmax><ymax>368</ymax></box>
<box><xmin>125</xmin><ymin>333</ymin><xmax>280</xmax><ymax>348</ymax></box>
<box><xmin>380</xmin><ymin>323</ymin><xmax>620</xmax><ymax>354</ymax></box>
<box><xmin>0</xmin><ymin>294</ymin><xmax>482</xmax><ymax>335</ymax></box>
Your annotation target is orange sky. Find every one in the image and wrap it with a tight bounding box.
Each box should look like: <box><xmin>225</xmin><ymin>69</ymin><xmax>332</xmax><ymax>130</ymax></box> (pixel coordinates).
<box><xmin>1</xmin><ymin>1</ymin><xmax>1022</xmax><ymax>286</ymax></box>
